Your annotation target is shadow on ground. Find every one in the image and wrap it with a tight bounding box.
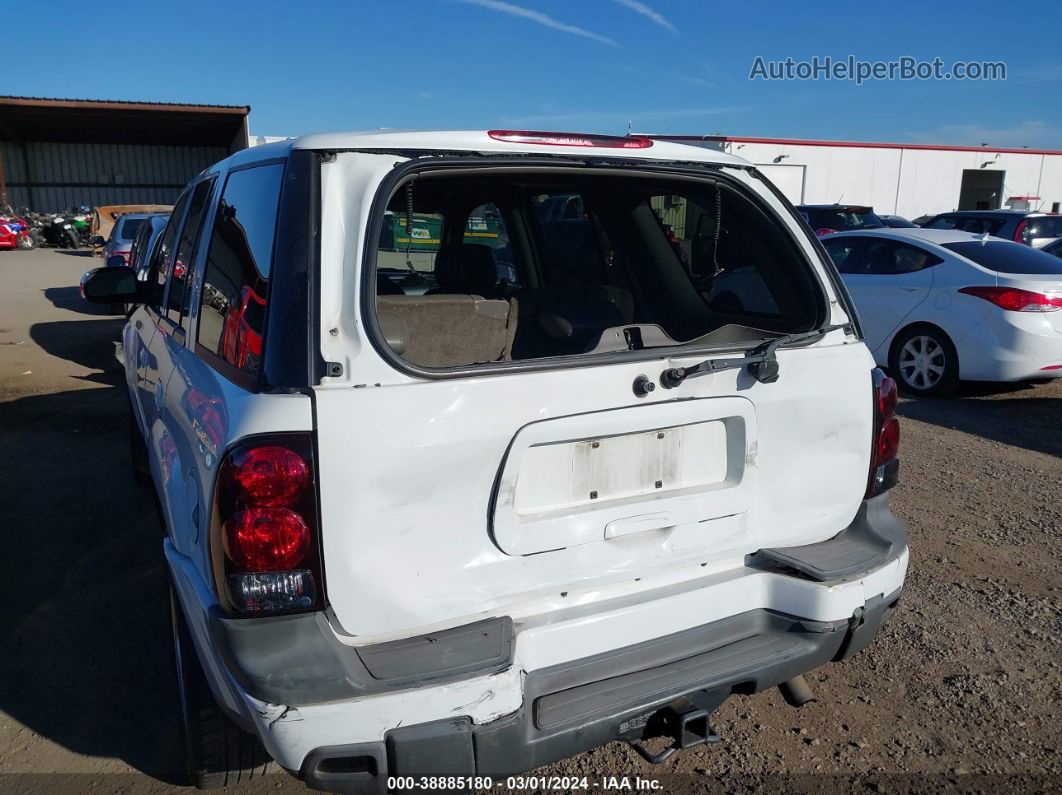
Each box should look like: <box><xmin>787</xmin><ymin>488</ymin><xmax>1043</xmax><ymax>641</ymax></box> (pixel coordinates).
<box><xmin>43</xmin><ymin>286</ymin><xmax>120</xmax><ymax>317</ymax></box>
<box><xmin>898</xmin><ymin>382</ymin><xmax>1061</xmax><ymax>458</ymax></box>
<box><xmin>30</xmin><ymin>319</ymin><xmax>127</xmax><ymax>385</ymax></box>
<box><xmin>0</xmin><ymin>324</ymin><xmax>183</xmax><ymax>781</ymax></box>
<box><xmin>54</xmin><ymin>249</ymin><xmax>94</xmax><ymax>258</ymax></box>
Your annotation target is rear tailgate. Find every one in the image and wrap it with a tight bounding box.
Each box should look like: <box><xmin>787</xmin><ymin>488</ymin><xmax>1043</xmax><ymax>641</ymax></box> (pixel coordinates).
<box><xmin>312</xmin><ymin>152</ymin><xmax>874</xmax><ymax>640</ymax></box>
<box><xmin>314</xmin><ymin>340</ymin><xmax>873</xmax><ymax>639</ymax></box>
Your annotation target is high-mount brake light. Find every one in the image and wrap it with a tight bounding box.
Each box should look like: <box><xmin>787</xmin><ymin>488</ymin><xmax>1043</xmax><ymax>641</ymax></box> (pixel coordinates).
<box><xmin>212</xmin><ymin>434</ymin><xmax>323</xmax><ymax>615</ymax></box>
<box><xmin>487</xmin><ymin>130</ymin><xmax>653</xmax><ymax>149</ymax></box>
<box><xmin>958</xmin><ymin>286</ymin><xmax>1062</xmax><ymax>312</ymax></box>
<box><xmin>866</xmin><ymin>369</ymin><xmax>900</xmax><ymax>498</ymax></box>
<box><xmin>815</xmin><ymin>228</ymin><xmax>838</xmax><ymax>237</ymax></box>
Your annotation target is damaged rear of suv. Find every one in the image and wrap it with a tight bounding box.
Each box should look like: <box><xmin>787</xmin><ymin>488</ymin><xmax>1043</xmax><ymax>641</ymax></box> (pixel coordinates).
<box><xmin>87</xmin><ymin>129</ymin><xmax>907</xmax><ymax>792</ymax></box>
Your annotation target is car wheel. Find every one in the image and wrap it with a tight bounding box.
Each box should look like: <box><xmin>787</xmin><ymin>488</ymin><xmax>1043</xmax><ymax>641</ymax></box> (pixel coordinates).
<box><xmin>170</xmin><ymin>582</ymin><xmax>274</xmax><ymax>788</ymax></box>
<box><xmin>889</xmin><ymin>327</ymin><xmax>959</xmax><ymax>397</ymax></box>
<box><xmin>129</xmin><ymin>412</ymin><xmax>152</xmax><ymax>486</ymax></box>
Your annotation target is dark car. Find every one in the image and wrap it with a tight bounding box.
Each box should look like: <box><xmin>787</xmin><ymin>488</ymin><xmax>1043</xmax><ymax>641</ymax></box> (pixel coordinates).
<box><xmin>878</xmin><ymin>214</ymin><xmax>918</xmax><ymax>228</ymax></box>
<box><xmin>796</xmin><ymin>204</ymin><xmax>885</xmax><ymax>237</ymax></box>
<box><xmin>1043</xmin><ymin>237</ymin><xmax>1062</xmax><ymax>259</ymax></box>
<box><xmin>921</xmin><ymin>210</ymin><xmax>1062</xmax><ymax>247</ymax></box>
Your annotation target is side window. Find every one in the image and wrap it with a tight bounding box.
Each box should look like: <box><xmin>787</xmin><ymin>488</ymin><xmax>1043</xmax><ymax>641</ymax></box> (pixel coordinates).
<box><xmin>863</xmin><ymin>241</ymin><xmax>940</xmax><ymax>275</ymax></box>
<box><xmin>376</xmin><ymin>211</ymin><xmax>445</xmax><ymax>274</ymax></box>
<box><xmin>926</xmin><ymin>216</ymin><xmax>958</xmax><ymax>230</ymax></box>
<box><xmin>824</xmin><ymin>238</ymin><xmax>862</xmax><ymax>273</ymax></box>
<box><xmin>150</xmin><ymin>192</ymin><xmax>191</xmax><ymax>309</ymax></box>
<box><xmin>464</xmin><ymin>203</ymin><xmax>519</xmax><ymax>287</ymax></box>
<box><xmin>165</xmin><ymin>179</ymin><xmax>214</xmax><ymax>325</ymax></box>
<box><xmin>197</xmin><ymin>163</ymin><xmax>285</xmax><ymax>381</ymax></box>
<box><xmin>532</xmin><ymin>192</ymin><xmax>608</xmax><ymax>285</ymax></box>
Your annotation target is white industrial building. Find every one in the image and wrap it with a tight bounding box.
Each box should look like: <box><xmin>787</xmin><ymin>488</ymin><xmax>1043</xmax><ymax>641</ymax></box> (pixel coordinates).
<box><xmin>649</xmin><ymin>134</ymin><xmax>1062</xmax><ymax>221</ymax></box>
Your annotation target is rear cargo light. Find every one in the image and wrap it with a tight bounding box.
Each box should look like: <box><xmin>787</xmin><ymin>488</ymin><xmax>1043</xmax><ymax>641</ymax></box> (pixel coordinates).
<box><xmin>958</xmin><ymin>286</ymin><xmax>1062</xmax><ymax>312</ymax></box>
<box><xmin>212</xmin><ymin>434</ymin><xmax>323</xmax><ymax>616</ymax></box>
<box><xmin>487</xmin><ymin>129</ymin><xmax>653</xmax><ymax>149</ymax></box>
<box><xmin>866</xmin><ymin>369</ymin><xmax>899</xmax><ymax>498</ymax></box>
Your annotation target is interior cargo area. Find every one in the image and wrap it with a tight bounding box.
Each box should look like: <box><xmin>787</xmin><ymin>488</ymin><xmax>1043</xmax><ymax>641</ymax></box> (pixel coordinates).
<box><xmin>371</xmin><ymin>170</ymin><xmax>826</xmax><ymax>368</ymax></box>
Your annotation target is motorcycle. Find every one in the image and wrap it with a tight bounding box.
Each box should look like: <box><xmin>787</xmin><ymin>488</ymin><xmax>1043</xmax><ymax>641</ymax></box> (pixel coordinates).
<box><xmin>40</xmin><ymin>213</ymin><xmax>81</xmax><ymax>249</ymax></box>
<box><xmin>0</xmin><ymin>207</ymin><xmax>36</xmax><ymax>249</ymax></box>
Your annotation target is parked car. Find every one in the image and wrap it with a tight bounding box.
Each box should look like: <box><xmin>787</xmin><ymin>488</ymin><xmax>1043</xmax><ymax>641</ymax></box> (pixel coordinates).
<box><xmin>81</xmin><ymin>130</ymin><xmax>907</xmax><ymax>790</ymax></box>
<box><xmin>878</xmin><ymin>214</ymin><xmax>918</xmax><ymax>228</ymax></box>
<box><xmin>91</xmin><ymin>203</ymin><xmax>173</xmax><ymax>249</ymax></box>
<box><xmin>90</xmin><ymin>212</ymin><xmax>153</xmax><ymax>267</ymax></box>
<box><xmin>822</xmin><ymin>228</ymin><xmax>1062</xmax><ymax>396</ymax></box>
<box><xmin>796</xmin><ymin>204</ymin><xmax>885</xmax><ymax>236</ymax></box>
<box><xmin>81</xmin><ymin>212</ymin><xmax>170</xmax><ymax>311</ymax></box>
<box><xmin>921</xmin><ymin>210</ymin><xmax>1062</xmax><ymax>247</ymax></box>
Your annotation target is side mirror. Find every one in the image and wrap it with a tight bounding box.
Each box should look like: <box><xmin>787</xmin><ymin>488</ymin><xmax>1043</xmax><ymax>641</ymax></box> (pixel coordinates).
<box><xmin>80</xmin><ymin>267</ymin><xmax>144</xmax><ymax>304</ymax></box>
<box><xmin>106</xmin><ymin>254</ymin><xmax>126</xmax><ymax>268</ymax></box>
<box><xmin>89</xmin><ymin>234</ymin><xmax>106</xmax><ymax>247</ymax></box>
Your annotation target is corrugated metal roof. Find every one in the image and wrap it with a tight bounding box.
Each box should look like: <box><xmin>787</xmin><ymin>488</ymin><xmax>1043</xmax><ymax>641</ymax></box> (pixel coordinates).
<box><xmin>0</xmin><ymin>95</ymin><xmax>249</xmax><ymax>113</ymax></box>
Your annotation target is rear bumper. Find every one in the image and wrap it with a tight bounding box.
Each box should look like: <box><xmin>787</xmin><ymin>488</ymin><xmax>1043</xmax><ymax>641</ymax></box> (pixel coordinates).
<box><xmin>165</xmin><ymin>495</ymin><xmax>907</xmax><ymax>790</ymax></box>
<box><xmin>957</xmin><ymin>310</ymin><xmax>1062</xmax><ymax>381</ymax></box>
<box><xmin>301</xmin><ymin>590</ymin><xmax>900</xmax><ymax>793</ymax></box>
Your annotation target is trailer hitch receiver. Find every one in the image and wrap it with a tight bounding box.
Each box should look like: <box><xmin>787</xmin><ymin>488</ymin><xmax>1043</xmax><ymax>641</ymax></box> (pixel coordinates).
<box><xmin>626</xmin><ymin>699</ymin><xmax>722</xmax><ymax>764</ymax></box>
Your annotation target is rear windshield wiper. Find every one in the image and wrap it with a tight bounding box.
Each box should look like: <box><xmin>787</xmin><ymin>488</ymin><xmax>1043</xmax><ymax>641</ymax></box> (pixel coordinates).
<box><xmin>659</xmin><ymin>323</ymin><xmax>851</xmax><ymax>389</ymax></box>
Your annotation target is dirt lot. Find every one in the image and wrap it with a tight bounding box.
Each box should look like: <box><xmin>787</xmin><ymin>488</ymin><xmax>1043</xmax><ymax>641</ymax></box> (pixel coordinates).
<box><xmin>0</xmin><ymin>248</ymin><xmax>1059</xmax><ymax>793</ymax></box>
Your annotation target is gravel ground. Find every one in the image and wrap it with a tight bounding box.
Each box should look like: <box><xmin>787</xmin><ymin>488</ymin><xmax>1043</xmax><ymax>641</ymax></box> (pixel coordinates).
<box><xmin>0</xmin><ymin>249</ymin><xmax>1059</xmax><ymax>793</ymax></box>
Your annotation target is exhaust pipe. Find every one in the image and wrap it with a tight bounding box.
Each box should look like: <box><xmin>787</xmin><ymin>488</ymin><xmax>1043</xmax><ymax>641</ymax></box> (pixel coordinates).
<box><xmin>779</xmin><ymin>675</ymin><xmax>816</xmax><ymax>707</ymax></box>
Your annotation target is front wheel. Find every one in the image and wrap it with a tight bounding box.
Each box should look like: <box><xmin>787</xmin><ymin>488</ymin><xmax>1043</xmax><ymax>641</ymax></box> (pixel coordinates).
<box><xmin>170</xmin><ymin>583</ymin><xmax>274</xmax><ymax>788</ymax></box>
<box><xmin>889</xmin><ymin>327</ymin><xmax>959</xmax><ymax>397</ymax></box>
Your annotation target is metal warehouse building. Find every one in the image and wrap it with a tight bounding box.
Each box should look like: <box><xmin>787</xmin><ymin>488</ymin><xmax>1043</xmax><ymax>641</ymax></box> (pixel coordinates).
<box><xmin>650</xmin><ymin>134</ymin><xmax>1062</xmax><ymax>221</ymax></box>
<box><xmin>0</xmin><ymin>96</ymin><xmax>249</xmax><ymax>211</ymax></box>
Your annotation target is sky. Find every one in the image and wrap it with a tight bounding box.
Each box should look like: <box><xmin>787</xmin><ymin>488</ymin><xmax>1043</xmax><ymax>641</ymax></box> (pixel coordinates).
<box><xmin>9</xmin><ymin>0</ymin><xmax>1062</xmax><ymax>148</ymax></box>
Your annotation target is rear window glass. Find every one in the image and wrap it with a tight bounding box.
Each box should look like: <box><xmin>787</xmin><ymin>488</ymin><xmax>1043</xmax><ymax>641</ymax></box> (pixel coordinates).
<box><xmin>117</xmin><ymin>217</ymin><xmax>145</xmax><ymax>241</ymax></box>
<box><xmin>372</xmin><ymin>172</ymin><xmax>825</xmax><ymax>369</ymax></box>
<box><xmin>943</xmin><ymin>241</ymin><xmax>1062</xmax><ymax>275</ymax></box>
<box><xmin>803</xmin><ymin>208</ymin><xmax>883</xmax><ymax>231</ymax></box>
<box><xmin>1024</xmin><ymin>216</ymin><xmax>1062</xmax><ymax>241</ymax></box>
<box><xmin>927</xmin><ymin>216</ymin><xmax>1006</xmax><ymax>235</ymax></box>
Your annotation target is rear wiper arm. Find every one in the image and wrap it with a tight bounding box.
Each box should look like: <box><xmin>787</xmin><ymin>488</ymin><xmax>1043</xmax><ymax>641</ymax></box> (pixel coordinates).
<box><xmin>659</xmin><ymin>323</ymin><xmax>851</xmax><ymax>389</ymax></box>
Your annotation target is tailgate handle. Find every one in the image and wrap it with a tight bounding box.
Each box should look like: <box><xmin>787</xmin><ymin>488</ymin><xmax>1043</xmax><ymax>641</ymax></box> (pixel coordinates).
<box><xmin>604</xmin><ymin>512</ymin><xmax>676</xmax><ymax>540</ymax></box>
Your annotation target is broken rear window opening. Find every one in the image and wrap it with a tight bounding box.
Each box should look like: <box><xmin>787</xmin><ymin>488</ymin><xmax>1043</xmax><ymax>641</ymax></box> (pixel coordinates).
<box><xmin>370</xmin><ymin>169</ymin><xmax>826</xmax><ymax>370</ymax></box>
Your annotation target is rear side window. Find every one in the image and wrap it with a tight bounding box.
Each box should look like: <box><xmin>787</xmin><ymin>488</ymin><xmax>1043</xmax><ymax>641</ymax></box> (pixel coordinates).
<box><xmin>857</xmin><ymin>240</ymin><xmax>941</xmax><ymax>275</ymax></box>
<box><xmin>943</xmin><ymin>241</ymin><xmax>1062</xmax><ymax>275</ymax></box>
<box><xmin>166</xmin><ymin>180</ymin><xmax>214</xmax><ymax>325</ymax></box>
<box><xmin>149</xmin><ymin>192</ymin><xmax>191</xmax><ymax>309</ymax></box>
<box><xmin>197</xmin><ymin>163</ymin><xmax>285</xmax><ymax>382</ymax></box>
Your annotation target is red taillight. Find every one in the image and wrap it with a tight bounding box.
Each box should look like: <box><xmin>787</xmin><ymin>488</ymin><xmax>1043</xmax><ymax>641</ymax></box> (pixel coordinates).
<box><xmin>224</xmin><ymin>506</ymin><xmax>310</xmax><ymax>570</ymax></box>
<box><xmin>815</xmin><ymin>227</ymin><xmax>838</xmax><ymax>237</ymax></box>
<box><xmin>487</xmin><ymin>129</ymin><xmax>653</xmax><ymax>149</ymax></box>
<box><xmin>227</xmin><ymin>445</ymin><xmax>309</xmax><ymax>505</ymax></box>
<box><xmin>1013</xmin><ymin>219</ymin><xmax>1028</xmax><ymax>243</ymax></box>
<box><xmin>213</xmin><ymin>434</ymin><xmax>322</xmax><ymax>615</ymax></box>
<box><xmin>866</xmin><ymin>369</ymin><xmax>900</xmax><ymax>498</ymax></box>
<box><xmin>958</xmin><ymin>286</ymin><xmax>1062</xmax><ymax>312</ymax></box>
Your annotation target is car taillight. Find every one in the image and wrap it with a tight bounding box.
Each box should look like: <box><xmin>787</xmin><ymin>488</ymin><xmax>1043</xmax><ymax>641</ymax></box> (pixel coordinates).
<box><xmin>487</xmin><ymin>129</ymin><xmax>653</xmax><ymax>148</ymax></box>
<box><xmin>1013</xmin><ymin>219</ymin><xmax>1028</xmax><ymax>243</ymax></box>
<box><xmin>866</xmin><ymin>368</ymin><xmax>899</xmax><ymax>498</ymax></box>
<box><xmin>958</xmin><ymin>286</ymin><xmax>1062</xmax><ymax>312</ymax></box>
<box><xmin>212</xmin><ymin>434</ymin><xmax>323</xmax><ymax>615</ymax></box>
<box><xmin>815</xmin><ymin>227</ymin><xmax>838</xmax><ymax>237</ymax></box>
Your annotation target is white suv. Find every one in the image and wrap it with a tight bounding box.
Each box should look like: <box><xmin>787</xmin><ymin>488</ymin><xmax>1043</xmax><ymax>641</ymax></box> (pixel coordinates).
<box><xmin>82</xmin><ymin>130</ymin><xmax>908</xmax><ymax>793</ymax></box>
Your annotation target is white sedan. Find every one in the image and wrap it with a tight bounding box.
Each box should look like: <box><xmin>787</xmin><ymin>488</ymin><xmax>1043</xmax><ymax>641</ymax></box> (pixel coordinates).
<box><xmin>821</xmin><ymin>228</ymin><xmax>1062</xmax><ymax>396</ymax></box>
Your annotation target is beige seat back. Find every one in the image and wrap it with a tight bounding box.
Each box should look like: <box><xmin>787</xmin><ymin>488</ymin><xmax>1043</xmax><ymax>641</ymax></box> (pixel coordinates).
<box><xmin>376</xmin><ymin>295</ymin><xmax>518</xmax><ymax>368</ymax></box>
